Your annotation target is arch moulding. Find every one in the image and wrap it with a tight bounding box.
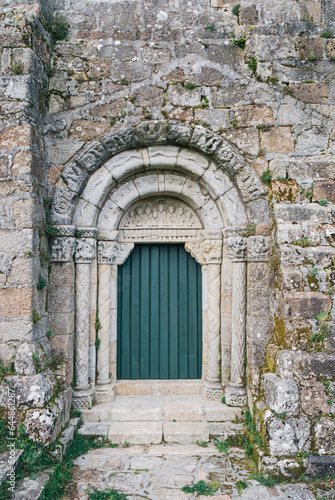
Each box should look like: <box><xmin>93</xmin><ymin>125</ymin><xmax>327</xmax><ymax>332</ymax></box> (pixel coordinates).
<box><xmin>50</xmin><ymin>121</ymin><xmax>271</xmax><ymax>409</ymax></box>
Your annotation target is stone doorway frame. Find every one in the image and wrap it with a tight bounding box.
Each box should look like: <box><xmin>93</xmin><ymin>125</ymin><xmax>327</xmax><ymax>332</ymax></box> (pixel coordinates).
<box><xmin>50</xmin><ymin>121</ymin><xmax>270</xmax><ymax>410</ymax></box>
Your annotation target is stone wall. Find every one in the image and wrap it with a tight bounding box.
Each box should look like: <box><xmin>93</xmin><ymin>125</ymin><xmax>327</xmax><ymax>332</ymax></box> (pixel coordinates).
<box><xmin>1</xmin><ymin>0</ymin><xmax>335</xmax><ymax>460</ymax></box>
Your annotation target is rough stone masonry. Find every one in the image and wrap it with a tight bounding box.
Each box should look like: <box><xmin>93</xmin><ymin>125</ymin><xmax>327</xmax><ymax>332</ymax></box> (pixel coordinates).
<box><xmin>0</xmin><ymin>0</ymin><xmax>335</xmax><ymax>476</ymax></box>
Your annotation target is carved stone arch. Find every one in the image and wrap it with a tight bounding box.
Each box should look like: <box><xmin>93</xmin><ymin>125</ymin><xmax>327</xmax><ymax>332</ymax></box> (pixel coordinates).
<box><xmin>52</xmin><ymin>121</ymin><xmax>269</xmax><ymax>227</ymax></box>
<box><xmin>49</xmin><ymin>120</ymin><xmax>271</xmax><ymax>408</ymax></box>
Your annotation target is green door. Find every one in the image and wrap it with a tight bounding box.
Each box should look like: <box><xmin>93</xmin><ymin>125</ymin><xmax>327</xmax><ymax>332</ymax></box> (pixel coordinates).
<box><xmin>117</xmin><ymin>244</ymin><xmax>202</xmax><ymax>379</ymax></box>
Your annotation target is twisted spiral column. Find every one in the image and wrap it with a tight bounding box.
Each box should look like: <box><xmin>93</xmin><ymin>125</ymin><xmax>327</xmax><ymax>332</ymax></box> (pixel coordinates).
<box><xmin>206</xmin><ymin>263</ymin><xmax>221</xmax><ymax>384</ymax></box>
<box><xmin>97</xmin><ymin>264</ymin><xmax>111</xmax><ymax>385</ymax></box>
<box><xmin>231</xmin><ymin>261</ymin><xmax>247</xmax><ymax>384</ymax></box>
<box><xmin>75</xmin><ymin>263</ymin><xmax>90</xmax><ymax>389</ymax></box>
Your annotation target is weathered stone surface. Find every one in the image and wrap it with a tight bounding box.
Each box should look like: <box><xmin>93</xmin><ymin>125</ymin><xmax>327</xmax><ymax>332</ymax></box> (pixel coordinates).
<box><xmin>240</xmin><ymin>4</ymin><xmax>259</xmax><ymax>24</ymax></box>
<box><xmin>163</xmin><ymin>400</ymin><xmax>204</xmax><ymax>422</ymax></box>
<box><xmin>292</xmin><ymin>352</ymin><xmax>335</xmax><ymax>380</ymax></box>
<box><xmin>270</xmin><ymin>180</ymin><xmax>299</xmax><ymax>202</ymax></box>
<box><xmin>313</xmin><ymin>180</ymin><xmax>335</xmax><ymax>202</ymax></box>
<box><xmin>0</xmin><ymin>286</ymin><xmax>33</xmax><ymax>319</ymax></box>
<box><xmin>234</xmin><ymin>105</ymin><xmax>273</xmax><ymax>127</ymax></box>
<box><xmin>304</xmin><ymin>455</ymin><xmax>335</xmax><ymax>479</ymax></box>
<box><xmin>314</xmin><ymin>418</ymin><xmax>335</xmax><ymax>454</ymax></box>
<box><xmin>260</xmin><ymin>127</ymin><xmax>294</xmax><ymax>154</ymax></box>
<box><xmin>108</xmin><ymin>422</ymin><xmax>162</xmax><ymax>444</ymax></box>
<box><xmin>267</xmin><ymin>417</ymin><xmax>311</xmax><ymax>456</ymax></box>
<box><xmin>283</xmin><ymin>292</ymin><xmax>331</xmax><ymax>320</ymax></box>
<box><xmin>0</xmin><ymin>373</ymin><xmax>55</xmax><ymax>408</ymax></box>
<box><xmin>263</xmin><ymin>374</ymin><xmax>300</xmax><ymax>416</ymax></box>
<box><xmin>300</xmin><ymin>380</ymin><xmax>328</xmax><ymax>417</ymax></box>
<box><xmin>24</xmin><ymin>403</ymin><xmax>62</xmax><ymax>444</ymax></box>
<box><xmin>291</xmin><ymin>83</ymin><xmax>328</xmax><ymax>103</ymax></box>
<box><xmin>163</xmin><ymin>422</ymin><xmax>209</xmax><ymax>444</ymax></box>
<box><xmin>110</xmin><ymin>398</ymin><xmax>161</xmax><ymax>421</ymax></box>
<box><xmin>68</xmin><ymin>120</ymin><xmax>110</xmax><ymax>142</ymax></box>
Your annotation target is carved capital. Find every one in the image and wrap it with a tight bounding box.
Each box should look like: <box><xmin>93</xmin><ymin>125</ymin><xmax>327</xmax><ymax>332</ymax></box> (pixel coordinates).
<box><xmin>98</xmin><ymin>241</ymin><xmax>134</xmax><ymax>265</ymax></box>
<box><xmin>185</xmin><ymin>239</ymin><xmax>222</xmax><ymax>265</ymax></box>
<box><xmin>225</xmin><ymin>237</ymin><xmax>247</xmax><ymax>262</ymax></box>
<box><xmin>74</xmin><ymin>238</ymin><xmax>96</xmax><ymax>263</ymax></box>
<box><xmin>51</xmin><ymin>237</ymin><xmax>75</xmax><ymax>263</ymax></box>
<box><xmin>247</xmin><ymin>236</ymin><xmax>270</xmax><ymax>262</ymax></box>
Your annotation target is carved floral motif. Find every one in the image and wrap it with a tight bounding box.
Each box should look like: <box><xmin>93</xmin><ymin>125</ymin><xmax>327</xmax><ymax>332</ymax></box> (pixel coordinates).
<box><xmin>97</xmin><ymin>241</ymin><xmax>134</xmax><ymax>265</ymax></box>
<box><xmin>185</xmin><ymin>239</ymin><xmax>222</xmax><ymax>265</ymax></box>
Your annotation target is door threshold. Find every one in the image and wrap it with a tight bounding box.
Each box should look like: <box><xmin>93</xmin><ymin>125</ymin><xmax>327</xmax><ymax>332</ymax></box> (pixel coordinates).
<box><xmin>116</xmin><ymin>379</ymin><xmax>203</xmax><ymax>396</ymax></box>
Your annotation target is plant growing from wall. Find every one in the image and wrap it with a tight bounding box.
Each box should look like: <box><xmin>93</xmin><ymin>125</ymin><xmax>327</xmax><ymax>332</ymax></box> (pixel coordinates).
<box><xmin>32</xmin><ymin>309</ymin><xmax>42</xmax><ymax>324</ymax></box>
<box><xmin>293</xmin><ymin>237</ymin><xmax>311</xmax><ymax>247</ymax></box>
<box><xmin>311</xmin><ymin>310</ymin><xmax>332</xmax><ymax>343</ymax></box>
<box><xmin>260</xmin><ymin>169</ymin><xmax>272</xmax><ymax>185</ymax></box>
<box><xmin>37</xmin><ymin>275</ymin><xmax>47</xmax><ymax>290</ymax></box>
<box><xmin>12</xmin><ymin>61</ymin><xmax>24</xmax><ymax>75</ymax></box>
<box><xmin>232</xmin><ymin>4</ymin><xmax>240</xmax><ymax>17</ymax></box>
<box><xmin>321</xmin><ymin>29</ymin><xmax>334</xmax><ymax>38</ymax></box>
<box><xmin>242</xmin><ymin>223</ymin><xmax>256</xmax><ymax>237</ymax></box>
<box><xmin>205</xmin><ymin>24</ymin><xmax>215</xmax><ymax>31</ymax></box>
<box><xmin>248</xmin><ymin>58</ymin><xmax>257</xmax><ymax>76</ymax></box>
<box><xmin>181</xmin><ymin>480</ymin><xmax>221</xmax><ymax>496</ymax></box>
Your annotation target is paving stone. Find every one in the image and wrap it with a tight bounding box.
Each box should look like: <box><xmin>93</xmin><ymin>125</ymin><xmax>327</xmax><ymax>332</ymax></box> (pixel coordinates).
<box><xmin>103</xmin><ymin>457</ymin><xmax>125</xmax><ymax>470</ymax></box>
<box><xmin>110</xmin><ymin>398</ymin><xmax>162</xmax><ymax>422</ymax></box>
<box><xmin>209</xmin><ymin>422</ymin><xmax>243</xmax><ymax>438</ymax></box>
<box><xmin>174</xmin><ymin>473</ymin><xmax>195</xmax><ymax>487</ymax></box>
<box><xmin>152</xmin><ymin>486</ymin><xmax>192</xmax><ymax>499</ymax></box>
<box><xmin>108</xmin><ymin>422</ymin><xmax>162</xmax><ymax>444</ymax></box>
<box><xmin>107</xmin><ymin>472</ymin><xmax>146</xmax><ymax>492</ymax></box>
<box><xmin>165</xmin><ymin>455</ymin><xmax>199</xmax><ymax>473</ymax></box>
<box><xmin>163</xmin><ymin>422</ymin><xmax>209</xmax><ymax>444</ymax></box>
<box><xmin>163</xmin><ymin>400</ymin><xmax>204</xmax><ymax>422</ymax></box>
<box><xmin>129</xmin><ymin>456</ymin><xmax>163</xmax><ymax>471</ymax></box>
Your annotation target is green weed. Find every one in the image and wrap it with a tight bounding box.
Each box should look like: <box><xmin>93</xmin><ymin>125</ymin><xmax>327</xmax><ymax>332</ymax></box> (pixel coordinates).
<box><xmin>37</xmin><ymin>275</ymin><xmax>47</xmax><ymax>291</ymax></box>
<box><xmin>321</xmin><ymin>29</ymin><xmax>333</xmax><ymax>39</ymax></box>
<box><xmin>248</xmin><ymin>57</ymin><xmax>257</xmax><ymax>76</ymax></box>
<box><xmin>214</xmin><ymin>437</ymin><xmax>230</xmax><ymax>454</ymax></box>
<box><xmin>318</xmin><ymin>200</ymin><xmax>328</xmax><ymax>206</ymax></box>
<box><xmin>87</xmin><ymin>488</ymin><xmax>128</xmax><ymax>499</ymax></box>
<box><xmin>293</xmin><ymin>237</ymin><xmax>311</xmax><ymax>247</ymax></box>
<box><xmin>184</xmin><ymin>81</ymin><xmax>197</xmax><ymax>90</ymax></box>
<box><xmin>241</xmin><ymin>222</ymin><xmax>256</xmax><ymax>237</ymax></box>
<box><xmin>260</xmin><ymin>169</ymin><xmax>272</xmax><ymax>185</ymax></box>
<box><xmin>205</xmin><ymin>24</ymin><xmax>215</xmax><ymax>31</ymax></box>
<box><xmin>182</xmin><ymin>480</ymin><xmax>221</xmax><ymax>496</ymax></box>
<box><xmin>232</xmin><ymin>4</ymin><xmax>240</xmax><ymax>16</ymax></box>
<box><xmin>12</xmin><ymin>61</ymin><xmax>24</xmax><ymax>75</ymax></box>
<box><xmin>231</xmin><ymin>37</ymin><xmax>246</xmax><ymax>48</ymax></box>
<box><xmin>250</xmin><ymin>473</ymin><xmax>279</xmax><ymax>488</ymax></box>
<box><xmin>32</xmin><ymin>309</ymin><xmax>43</xmax><ymax>324</ymax></box>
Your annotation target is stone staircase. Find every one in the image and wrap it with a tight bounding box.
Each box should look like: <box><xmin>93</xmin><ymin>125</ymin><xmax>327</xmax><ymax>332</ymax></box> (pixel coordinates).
<box><xmin>80</xmin><ymin>395</ymin><xmax>244</xmax><ymax>445</ymax></box>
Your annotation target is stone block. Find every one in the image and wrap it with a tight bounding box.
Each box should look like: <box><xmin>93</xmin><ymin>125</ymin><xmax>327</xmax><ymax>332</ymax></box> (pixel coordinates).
<box><xmin>247</xmin><ymin>289</ymin><xmax>269</xmax><ymax>316</ymax></box>
<box><xmin>270</xmin><ymin>180</ymin><xmax>299</xmax><ymax>202</ymax></box>
<box><xmin>240</xmin><ymin>4</ymin><xmax>259</xmax><ymax>24</ymax></box>
<box><xmin>300</xmin><ymin>380</ymin><xmax>328</xmax><ymax>417</ymax></box>
<box><xmin>293</xmin><ymin>127</ymin><xmax>329</xmax><ymax>156</ymax></box>
<box><xmin>163</xmin><ymin>422</ymin><xmax>209</xmax><ymax>444</ymax></box>
<box><xmin>0</xmin><ymin>372</ymin><xmax>55</xmax><ymax>408</ymax></box>
<box><xmin>315</xmin><ymin>418</ymin><xmax>335</xmax><ymax>454</ymax></box>
<box><xmin>49</xmin><ymin>262</ymin><xmax>74</xmax><ymax>286</ymax></box>
<box><xmin>304</xmin><ymin>455</ymin><xmax>335</xmax><ymax>479</ymax></box>
<box><xmin>24</xmin><ymin>402</ymin><xmax>62</xmax><ymax>445</ymax></box>
<box><xmin>0</xmin><ymin>125</ymin><xmax>32</xmax><ymax>150</ymax></box>
<box><xmin>296</xmin><ymin>37</ymin><xmax>323</xmax><ymax>60</ymax></box>
<box><xmin>276</xmin><ymin>104</ymin><xmax>308</xmax><ymax>126</ymax></box>
<box><xmin>267</xmin><ymin>417</ymin><xmax>311</xmax><ymax>456</ymax></box>
<box><xmin>260</xmin><ymin>127</ymin><xmax>294</xmax><ymax>154</ymax></box>
<box><xmin>313</xmin><ymin>180</ymin><xmax>335</xmax><ymax>202</ymax></box>
<box><xmin>274</xmin><ymin>204</ymin><xmax>327</xmax><ymax>223</ymax></box>
<box><xmin>79</xmin><ymin>422</ymin><xmax>111</xmax><ymax>437</ymax></box>
<box><xmin>288</xmin><ymin>155</ymin><xmax>335</xmax><ymax>181</ymax></box>
<box><xmin>132</xmin><ymin>85</ymin><xmax>164</xmax><ymax>107</ymax></box>
<box><xmin>247</xmin><ymin>262</ymin><xmax>269</xmax><ymax>289</ymax></box>
<box><xmin>208</xmin><ymin>422</ymin><xmax>243</xmax><ymax>438</ymax></box>
<box><xmin>68</xmin><ymin>119</ymin><xmax>110</xmax><ymax>142</ymax></box>
<box><xmin>48</xmin><ymin>284</ymin><xmax>74</xmax><ymax>314</ymax></box>
<box><xmin>166</xmin><ymin>84</ymin><xmax>201</xmax><ymax>107</ymax></box>
<box><xmin>283</xmin><ymin>292</ymin><xmax>331</xmax><ymax>320</ymax></box>
<box><xmin>326</xmin><ymin>39</ymin><xmax>335</xmax><ymax>60</ymax></box>
<box><xmin>234</xmin><ymin>105</ymin><xmax>273</xmax><ymax>127</ymax></box>
<box><xmin>0</xmin><ymin>287</ymin><xmax>32</xmax><ymax>319</ymax></box>
<box><xmin>292</xmin><ymin>351</ymin><xmax>335</xmax><ymax>380</ymax></box>
<box><xmin>111</xmin><ymin>398</ymin><xmax>161</xmax><ymax>421</ymax></box>
<box><xmin>222</xmin><ymin>129</ymin><xmax>259</xmax><ymax>156</ymax></box>
<box><xmin>194</xmin><ymin>108</ymin><xmax>229</xmax><ymax>132</ymax></box>
<box><xmin>291</xmin><ymin>83</ymin><xmax>328</xmax><ymax>103</ymax></box>
<box><xmin>263</xmin><ymin>373</ymin><xmax>300</xmax><ymax>416</ymax></box>
<box><xmin>204</xmin><ymin>402</ymin><xmax>242</xmax><ymax>422</ymax></box>
<box><xmin>163</xmin><ymin>400</ymin><xmax>204</xmax><ymax>422</ymax></box>
<box><xmin>108</xmin><ymin>421</ymin><xmax>162</xmax><ymax>444</ymax></box>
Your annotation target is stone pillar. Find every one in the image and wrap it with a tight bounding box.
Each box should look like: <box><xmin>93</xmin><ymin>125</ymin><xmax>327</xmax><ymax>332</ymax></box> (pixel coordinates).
<box><xmin>72</xmin><ymin>229</ymin><xmax>97</xmax><ymax>409</ymax></box>
<box><xmin>185</xmin><ymin>237</ymin><xmax>223</xmax><ymax>400</ymax></box>
<box><xmin>95</xmin><ymin>240</ymin><xmax>134</xmax><ymax>402</ymax></box>
<box><xmin>225</xmin><ymin>232</ymin><xmax>248</xmax><ymax>406</ymax></box>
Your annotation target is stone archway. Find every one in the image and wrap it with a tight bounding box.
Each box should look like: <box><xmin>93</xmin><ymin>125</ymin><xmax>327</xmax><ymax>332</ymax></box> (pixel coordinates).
<box><xmin>50</xmin><ymin>121</ymin><xmax>271</xmax><ymax>410</ymax></box>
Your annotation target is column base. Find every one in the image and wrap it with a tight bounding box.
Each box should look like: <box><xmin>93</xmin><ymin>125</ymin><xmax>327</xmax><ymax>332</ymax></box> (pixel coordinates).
<box><xmin>72</xmin><ymin>386</ymin><xmax>93</xmax><ymax>409</ymax></box>
<box><xmin>225</xmin><ymin>383</ymin><xmax>247</xmax><ymax>407</ymax></box>
<box><xmin>203</xmin><ymin>381</ymin><xmax>222</xmax><ymax>401</ymax></box>
<box><xmin>95</xmin><ymin>383</ymin><xmax>115</xmax><ymax>403</ymax></box>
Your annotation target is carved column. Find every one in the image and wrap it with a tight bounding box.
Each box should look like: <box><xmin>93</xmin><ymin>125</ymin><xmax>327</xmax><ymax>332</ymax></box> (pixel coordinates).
<box><xmin>95</xmin><ymin>240</ymin><xmax>134</xmax><ymax>402</ymax></box>
<box><xmin>73</xmin><ymin>229</ymin><xmax>97</xmax><ymax>409</ymax></box>
<box><xmin>185</xmin><ymin>237</ymin><xmax>223</xmax><ymax>400</ymax></box>
<box><xmin>225</xmin><ymin>233</ymin><xmax>247</xmax><ymax>406</ymax></box>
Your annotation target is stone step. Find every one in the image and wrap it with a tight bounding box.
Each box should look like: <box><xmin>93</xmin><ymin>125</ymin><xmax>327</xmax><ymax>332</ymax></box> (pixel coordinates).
<box><xmin>108</xmin><ymin>421</ymin><xmax>163</xmax><ymax>445</ymax></box>
<box><xmin>163</xmin><ymin>422</ymin><xmax>209</xmax><ymax>444</ymax></box>
<box><xmin>0</xmin><ymin>449</ymin><xmax>23</xmax><ymax>487</ymax></box>
<box><xmin>115</xmin><ymin>380</ymin><xmax>202</xmax><ymax>396</ymax></box>
<box><xmin>81</xmin><ymin>397</ymin><xmax>243</xmax><ymax>424</ymax></box>
<box><xmin>13</xmin><ymin>470</ymin><xmax>50</xmax><ymax>500</ymax></box>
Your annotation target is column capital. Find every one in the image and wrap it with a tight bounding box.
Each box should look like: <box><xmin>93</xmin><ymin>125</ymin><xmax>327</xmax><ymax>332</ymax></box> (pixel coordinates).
<box><xmin>247</xmin><ymin>236</ymin><xmax>270</xmax><ymax>262</ymax></box>
<box><xmin>51</xmin><ymin>236</ymin><xmax>75</xmax><ymax>263</ymax></box>
<box><xmin>97</xmin><ymin>241</ymin><xmax>134</xmax><ymax>265</ymax></box>
<box><xmin>74</xmin><ymin>238</ymin><xmax>96</xmax><ymax>263</ymax></box>
<box><xmin>185</xmin><ymin>239</ymin><xmax>222</xmax><ymax>265</ymax></box>
<box><xmin>225</xmin><ymin>236</ymin><xmax>247</xmax><ymax>262</ymax></box>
